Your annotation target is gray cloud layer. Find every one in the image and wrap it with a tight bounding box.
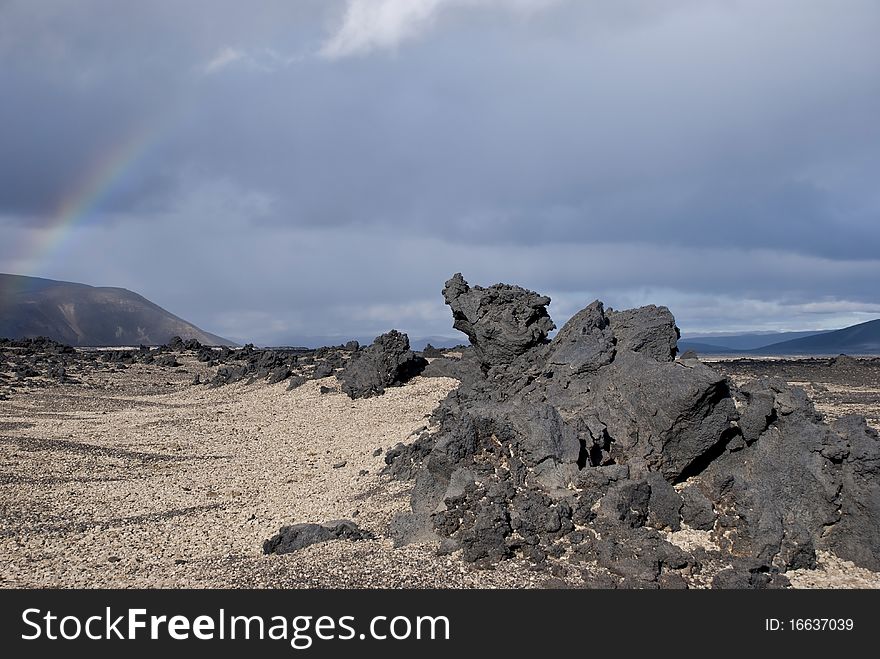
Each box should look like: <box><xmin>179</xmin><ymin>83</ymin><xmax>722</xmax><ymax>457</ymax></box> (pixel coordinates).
<box><xmin>1</xmin><ymin>0</ymin><xmax>879</xmax><ymax>344</ymax></box>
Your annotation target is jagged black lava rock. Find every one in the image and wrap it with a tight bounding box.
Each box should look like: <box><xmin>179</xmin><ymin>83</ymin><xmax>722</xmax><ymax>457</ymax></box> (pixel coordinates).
<box><xmin>443</xmin><ymin>273</ymin><xmax>554</xmax><ymax>371</ymax></box>
<box><xmin>384</xmin><ymin>274</ymin><xmax>880</xmax><ymax>586</ymax></box>
<box><xmin>421</xmin><ymin>343</ymin><xmax>445</xmax><ymax>358</ymax></box>
<box><xmin>267</xmin><ymin>366</ymin><xmax>290</xmax><ymax>384</ymax></box>
<box><xmin>262</xmin><ymin>520</ymin><xmax>374</xmax><ymax>555</ymax></box>
<box><xmin>312</xmin><ymin>361</ymin><xmax>336</xmax><ymax>379</ymax></box>
<box><xmin>155</xmin><ymin>354</ymin><xmax>181</xmax><ymax>367</ymax></box>
<box><xmin>167</xmin><ymin>336</ymin><xmax>186</xmax><ymax>351</ymax></box>
<box><xmin>822</xmin><ymin>415</ymin><xmax>880</xmax><ymax>570</ymax></box>
<box><xmin>336</xmin><ymin>330</ymin><xmax>427</xmax><ymax>399</ymax></box>
<box><xmin>420</xmin><ymin>349</ymin><xmax>481</xmax><ymax>381</ymax></box>
<box><xmin>163</xmin><ymin>336</ymin><xmax>205</xmax><ymax>352</ymax></box>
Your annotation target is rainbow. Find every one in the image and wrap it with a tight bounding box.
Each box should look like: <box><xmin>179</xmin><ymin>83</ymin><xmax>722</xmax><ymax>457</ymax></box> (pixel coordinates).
<box><xmin>21</xmin><ymin>119</ymin><xmax>163</xmax><ymax>278</ymax></box>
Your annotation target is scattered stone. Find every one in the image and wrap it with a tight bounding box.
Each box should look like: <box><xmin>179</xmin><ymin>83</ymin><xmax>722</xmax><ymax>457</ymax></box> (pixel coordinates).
<box><xmin>262</xmin><ymin>520</ymin><xmax>374</xmax><ymax>555</ymax></box>
<box><xmin>711</xmin><ymin>564</ymin><xmax>791</xmax><ymax>590</ymax></box>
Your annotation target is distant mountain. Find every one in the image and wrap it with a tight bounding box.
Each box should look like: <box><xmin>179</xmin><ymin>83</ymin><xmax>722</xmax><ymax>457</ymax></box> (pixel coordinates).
<box><xmin>680</xmin><ymin>329</ymin><xmax>830</xmax><ymax>351</ymax></box>
<box><xmin>678</xmin><ymin>320</ymin><xmax>880</xmax><ymax>356</ymax></box>
<box><xmin>0</xmin><ymin>273</ymin><xmax>234</xmax><ymax>347</ymax></box>
<box><xmin>751</xmin><ymin>318</ymin><xmax>880</xmax><ymax>355</ymax></box>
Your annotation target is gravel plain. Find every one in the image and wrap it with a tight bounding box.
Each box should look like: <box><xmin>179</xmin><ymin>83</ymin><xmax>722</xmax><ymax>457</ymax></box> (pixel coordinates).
<box><xmin>0</xmin><ymin>358</ymin><xmax>579</xmax><ymax>587</ymax></box>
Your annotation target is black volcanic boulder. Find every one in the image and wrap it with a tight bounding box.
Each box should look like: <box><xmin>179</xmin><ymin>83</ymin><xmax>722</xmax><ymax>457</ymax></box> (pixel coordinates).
<box><xmin>337</xmin><ymin>330</ymin><xmax>427</xmax><ymax>399</ymax></box>
<box><xmin>312</xmin><ymin>360</ymin><xmax>336</xmax><ymax>379</ymax></box>
<box><xmin>680</xmin><ymin>485</ymin><xmax>716</xmax><ymax>530</ymax></box>
<box><xmin>155</xmin><ymin>354</ymin><xmax>180</xmax><ymax>367</ymax></box>
<box><xmin>286</xmin><ymin>375</ymin><xmax>307</xmax><ymax>391</ymax></box>
<box><xmin>267</xmin><ymin>366</ymin><xmax>290</xmax><ymax>384</ymax></box>
<box><xmin>263</xmin><ymin>520</ymin><xmax>373</xmax><ymax>555</ymax></box>
<box><xmin>47</xmin><ymin>364</ymin><xmax>68</xmax><ymax>381</ymax></box>
<box><xmin>196</xmin><ymin>347</ymin><xmax>215</xmax><ymax>362</ymax></box>
<box><xmin>210</xmin><ymin>364</ymin><xmax>248</xmax><ymax>386</ymax></box>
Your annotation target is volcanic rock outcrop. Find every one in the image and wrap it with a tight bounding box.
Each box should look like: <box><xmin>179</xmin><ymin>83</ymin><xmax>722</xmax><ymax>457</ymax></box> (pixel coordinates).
<box><xmin>386</xmin><ymin>274</ymin><xmax>880</xmax><ymax>587</ymax></box>
<box><xmin>336</xmin><ymin>330</ymin><xmax>427</xmax><ymax>399</ymax></box>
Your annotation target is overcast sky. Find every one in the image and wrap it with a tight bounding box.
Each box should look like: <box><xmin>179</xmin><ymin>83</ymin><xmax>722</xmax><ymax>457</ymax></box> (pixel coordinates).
<box><xmin>2</xmin><ymin>0</ymin><xmax>879</xmax><ymax>345</ymax></box>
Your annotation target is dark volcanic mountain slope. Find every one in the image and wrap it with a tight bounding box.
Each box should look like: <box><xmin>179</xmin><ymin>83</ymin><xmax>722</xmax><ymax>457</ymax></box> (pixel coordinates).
<box><xmin>754</xmin><ymin>319</ymin><xmax>880</xmax><ymax>355</ymax></box>
<box><xmin>680</xmin><ymin>330</ymin><xmax>828</xmax><ymax>352</ymax></box>
<box><xmin>0</xmin><ymin>273</ymin><xmax>233</xmax><ymax>346</ymax></box>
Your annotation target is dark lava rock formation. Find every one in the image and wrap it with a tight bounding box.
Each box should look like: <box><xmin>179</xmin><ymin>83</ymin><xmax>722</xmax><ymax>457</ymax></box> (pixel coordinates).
<box><xmin>1</xmin><ymin>328</ymin><xmax>433</xmax><ymax>401</ymax></box>
<box><xmin>263</xmin><ymin>520</ymin><xmax>374</xmax><ymax>555</ymax></box>
<box><xmin>1</xmin><ymin>324</ymin><xmax>433</xmax><ymax>399</ymax></box>
<box><xmin>0</xmin><ymin>335</ymin><xmax>318</xmax><ymax>395</ymax></box>
<box><xmin>336</xmin><ymin>330</ymin><xmax>427</xmax><ymax>399</ymax></box>
<box><xmin>385</xmin><ymin>274</ymin><xmax>880</xmax><ymax>587</ymax></box>
<box><xmin>197</xmin><ymin>329</ymin><xmax>427</xmax><ymax>394</ymax></box>
<box><xmin>443</xmin><ymin>272</ymin><xmax>554</xmax><ymax>371</ymax></box>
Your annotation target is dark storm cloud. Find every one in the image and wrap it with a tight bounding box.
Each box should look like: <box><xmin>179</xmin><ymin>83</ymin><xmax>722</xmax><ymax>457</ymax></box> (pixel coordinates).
<box><xmin>1</xmin><ymin>0</ymin><xmax>879</xmax><ymax>343</ymax></box>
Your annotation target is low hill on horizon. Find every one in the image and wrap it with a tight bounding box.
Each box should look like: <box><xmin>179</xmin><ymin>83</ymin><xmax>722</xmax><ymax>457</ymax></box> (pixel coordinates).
<box><xmin>754</xmin><ymin>318</ymin><xmax>880</xmax><ymax>355</ymax></box>
<box><xmin>0</xmin><ymin>273</ymin><xmax>234</xmax><ymax>347</ymax></box>
<box><xmin>680</xmin><ymin>329</ymin><xmax>831</xmax><ymax>351</ymax></box>
<box><xmin>679</xmin><ymin>319</ymin><xmax>880</xmax><ymax>356</ymax></box>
